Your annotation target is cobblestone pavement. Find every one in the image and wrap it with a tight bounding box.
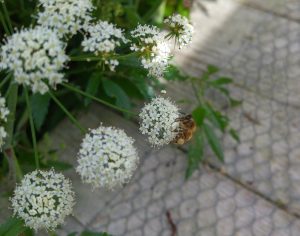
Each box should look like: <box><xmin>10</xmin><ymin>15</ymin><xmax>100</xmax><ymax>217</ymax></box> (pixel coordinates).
<box><xmin>2</xmin><ymin>0</ymin><xmax>300</xmax><ymax>235</ymax></box>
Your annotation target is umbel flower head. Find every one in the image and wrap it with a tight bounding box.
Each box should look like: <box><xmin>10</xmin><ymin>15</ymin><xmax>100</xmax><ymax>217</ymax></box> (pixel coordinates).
<box><xmin>164</xmin><ymin>14</ymin><xmax>194</xmax><ymax>49</ymax></box>
<box><xmin>82</xmin><ymin>21</ymin><xmax>128</xmax><ymax>71</ymax></box>
<box><xmin>76</xmin><ymin>126</ymin><xmax>139</xmax><ymax>190</ymax></box>
<box><xmin>0</xmin><ymin>94</ymin><xmax>9</xmax><ymax>149</ymax></box>
<box><xmin>37</xmin><ymin>0</ymin><xmax>93</xmax><ymax>37</ymax></box>
<box><xmin>130</xmin><ymin>24</ymin><xmax>170</xmax><ymax>78</ymax></box>
<box><xmin>11</xmin><ymin>169</ymin><xmax>75</xmax><ymax>231</ymax></box>
<box><xmin>139</xmin><ymin>97</ymin><xmax>180</xmax><ymax>147</ymax></box>
<box><xmin>0</xmin><ymin>27</ymin><xmax>69</xmax><ymax>94</ymax></box>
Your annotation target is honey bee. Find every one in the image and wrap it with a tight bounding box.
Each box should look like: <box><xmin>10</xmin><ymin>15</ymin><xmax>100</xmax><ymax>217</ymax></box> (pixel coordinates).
<box><xmin>172</xmin><ymin>114</ymin><xmax>197</xmax><ymax>145</ymax></box>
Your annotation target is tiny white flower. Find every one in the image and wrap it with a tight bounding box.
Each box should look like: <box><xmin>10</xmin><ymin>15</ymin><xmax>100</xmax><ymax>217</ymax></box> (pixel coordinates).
<box><xmin>130</xmin><ymin>24</ymin><xmax>171</xmax><ymax>78</ymax></box>
<box><xmin>139</xmin><ymin>97</ymin><xmax>180</xmax><ymax>147</ymax></box>
<box><xmin>81</xmin><ymin>21</ymin><xmax>128</xmax><ymax>71</ymax></box>
<box><xmin>0</xmin><ymin>27</ymin><xmax>69</xmax><ymax>94</ymax></box>
<box><xmin>11</xmin><ymin>169</ymin><xmax>75</xmax><ymax>231</ymax></box>
<box><xmin>37</xmin><ymin>0</ymin><xmax>93</xmax><ymax>37</ymax></box>
<box><xmin>76</xmin><ymin>125</ymin><xmax>139</xmax><ymax>190</ymax></box>
<box><xmin>164</xmin><ymin>14</ymin><xmax>194</xmax><ymax>49</ymax></box>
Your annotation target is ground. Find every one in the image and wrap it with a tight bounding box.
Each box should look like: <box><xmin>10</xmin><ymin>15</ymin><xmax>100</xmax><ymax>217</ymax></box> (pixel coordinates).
<box><xmin>2</xmin><ymin>0</ymin><xmax>300</xmax><ymax>235</ymax></box>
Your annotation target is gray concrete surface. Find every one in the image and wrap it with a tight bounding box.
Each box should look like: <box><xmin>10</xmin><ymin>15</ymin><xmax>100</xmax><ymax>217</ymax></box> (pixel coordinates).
<box><xmin>2</xmin><ymin>0</ymin><xmax>300</xmax><ymax>235</ymax></box>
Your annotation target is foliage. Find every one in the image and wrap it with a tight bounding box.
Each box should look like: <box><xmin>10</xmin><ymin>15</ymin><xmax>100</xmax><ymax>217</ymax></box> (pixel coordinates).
<box><xmin>186</xmin><ymin>65</ymin><xmax>240</xmax><ymax>178</ymax></box>
<box><xmin>0</xmin><ymin>0</ymin><xmax>239</xmax><ymax>234</ymax></box>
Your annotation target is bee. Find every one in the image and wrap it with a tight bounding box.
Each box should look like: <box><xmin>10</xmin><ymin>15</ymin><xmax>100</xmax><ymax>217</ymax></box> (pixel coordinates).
<box><xmin>172</xmin><ymin>114</ymin><xmax>197</xmax><ymax>145</ymax></box>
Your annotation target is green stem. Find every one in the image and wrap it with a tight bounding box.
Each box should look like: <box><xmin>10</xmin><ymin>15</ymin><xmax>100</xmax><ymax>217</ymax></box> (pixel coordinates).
<box><xmin>4</xmin><ymin>148</ymin><xmax>23</xmax><ymax>181</ymax></box>
<box><xmin>70</xmin><ymin>52</ymin><xmax>138</xmax><ymax>62</ymax></box>
<box><xmin>62</xmin><ymin>83</ymin><xmax>137</xmax><ymax>116</ymax></box>
<box><xmin>48</xmin><ymin>90</ymin><xmax>87</xmax><ymax>133</ymax></box>
<box><xmin>24</xmin><ymin>88</ymin><xmax>39</xmax><ymax>169</ymax></box>
<box><xmin>0</xmin><ymin>72</ymin><xmax>12</xmax><ymax>88</ymax></box>
<box><xmin>4</xmin><ymin>81</ymin><xmax>18</xmax><ymax>148</ymax></box>
<box><xmin>1</xmin><ymin>1</ymin><xmax>13</xmax><ymax>34</ymax></box>
<box><xmin>0</xmin><ymin>11</ymin><xmax>9</xmax><ymax>35</ymax></box>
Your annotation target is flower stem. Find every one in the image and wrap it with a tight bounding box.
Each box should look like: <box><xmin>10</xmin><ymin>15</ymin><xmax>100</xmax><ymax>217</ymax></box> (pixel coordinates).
<box><xmin>70</xmin><ymin>52</ymin><xmax>138</xmax><ymax>62</ymax></box>
<box><xmin>1</xmin><ymin>1</ymin><xmax>13</xmax><ymax>34</ymax></box>
<box><xmin>0</xmin><ymin>11</ymin><xmax>9</xmax><ymax>35</ymax></box>
<box><xmin>49</xmin><ymin>90</ymin><xmax>87</xmax><ymax>134</ymax></box>
<box><xmin>4</xmin><ymin>148</ymin><xmax>23</xmax><ymax>181</ymax></box>
<box><xmin>0</xmin><ymin>72</ymin><xmax>12</xmax><ymax>88</ymax></box>
<box><xmin>4</xmin><ymin>81</ymin><xmax>18</xmax><ymax>148</ymax></box>
<box><xmin>62</xmin><ymin>83</ymin><xmax>137</xmax><ymax>116</ymax></box>
<box><xmin>24</xmin><ymin>88</ymin><xmax>39</xmax><ymax>169</ymax></box>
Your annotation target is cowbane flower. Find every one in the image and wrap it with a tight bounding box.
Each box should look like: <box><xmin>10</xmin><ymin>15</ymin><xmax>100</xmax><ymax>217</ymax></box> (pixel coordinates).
<box><xmin>11</xmin><ymin>170</ymin><xmax>75</xmax><ymax>231</ymax></box>
<box><xmin>164</xmin><ymin>14</ymin><xmax>194</xmax><ymax>49</ymax></box>
<box><xmin>139</xmin><ymin>97</ymin><xmax>180</xmax><ymax>147</ymax></box>
<box><xmin>37</xmin><ymin>0</ymin><xmax>93</xmax><ymax>37</ymax></box>
<box><xmin>0</xmin><ymin>27</ymin><xmax>69</xmax><ymax>94</ymax></box>
<box><xmin>76</xmin><ymin>126</ymin><xmax>139</xmax><ymax>190</ymax></box>
<box><xmin>0</xmin><ymin>95</ymin><xmax>9</xmax><ymax>149</ymax></box>
<box><xmin>81</xmin><ymin>21</ymin><xmax>128</xmax><ymax>71</ymax></box>
<box><xmin>130</xmin><ymin>24</ymin><xmax>170</xmax><ymax>78</ymax></box>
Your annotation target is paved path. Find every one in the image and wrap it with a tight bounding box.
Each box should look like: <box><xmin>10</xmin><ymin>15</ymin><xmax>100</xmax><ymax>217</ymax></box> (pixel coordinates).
<box><xmin>52</xmin><ymin>1</ymin><xmax>300</xmax><ymax>234</ymax></box>
<box><xmin>2</xmin><ymin>0</ymin><xmax>300</xmax><ymax>235</ymax></box>
<box><xmin>55</xmin><ymin>0</ymin><xmax>300</xmax><ymax>235</ymax></box>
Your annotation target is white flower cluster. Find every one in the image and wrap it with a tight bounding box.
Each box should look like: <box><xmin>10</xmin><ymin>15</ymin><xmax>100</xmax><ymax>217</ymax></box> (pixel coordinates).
<box><xmin>164</xmin><ymin>14</ymin><xmax>194</xmax><ymax>49</ymax></box>
<box><xmin>37</xmin><ymin>0</ymin><xmax>93</xmax><ymax>37</ymax></box>
<box><xmin>0</xmin><ymin>95</ymin><xmax>9</xmax><ymax>149</ymax></box>
<box><xmin>11</xmin><ymin>170</ymin><xmax>75</xmax><ymax>231</ymax></box>
<box><xmin>139</xmin><ymin>97</ymin><xmax>180</xmax><ymax>147</ymax></box>
<box><xmin>0</xmin><ymin>27</ymin><xmax>69</xmax><ymax>94</ymax></box>
<box><xmin>130</xmin><ymin>24</ymin><xmax>170</xmax><ymax>78</ymax></box>
<box><xmin>82</xmin><ymin>21</ymin><xmax>128</xmax><ymax>71</ymax></box>
<box><xmin>76</xmin><ymin>126</ymin><xmax>139</xmax><ymax>189</ymax></box>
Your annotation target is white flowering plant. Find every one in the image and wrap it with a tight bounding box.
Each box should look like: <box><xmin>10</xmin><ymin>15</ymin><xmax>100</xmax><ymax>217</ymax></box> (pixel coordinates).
<box><xmin>0</xmin><ymin>0</ymin><xmax>239</xmax><ymax>235</ymax></box>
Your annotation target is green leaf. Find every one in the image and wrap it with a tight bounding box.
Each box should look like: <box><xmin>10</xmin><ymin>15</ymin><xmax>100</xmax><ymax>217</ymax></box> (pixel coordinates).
<box><xmin>203</xmin><ymin>123</ymin><xmax>224</xmax><ymax>162</ymax></box>
<box><xmin>229</xmin><ymin>128</ymin><xmax>240</xmax><ymax>142</ymax></box>
<box><xmin>81</xmin><ymin>231</ymin><xmax>112</xmax><ymax>236</ymax></box>
<box><xmin>102</xmin><ymin>79</ymin><xmax>131</xmax><ymax>111</ymax></box>
<box><xmin>142</xmin><ymin>0</ymin><xmax>163</xmax><ymax>22</ymax></box>
<box><xmin>31</xmin><ymin>93</ymin><xmax>50</xmax><ymax>131</ymax></box>
<box><xmin>186</xmin><ymin>131</ymin><xmax>204</xmax><ymax>179</ymax></box>
<box><xmin>204</xmin><ymin>105</ymin><xmax>228</xmax><ymax>132</ymax></box>
<box><xmin>229</xmin><ymin>98</ymin><xmax>242</xmax><ymax>107</ymax></box>
<box><xmin>192</xmin><ymin>106</ymin><xmax>206</xmax><ymax>127</ymax></box>
<box><xmin>43</xmin><ymin>160</ymin><xmax>73</xmax><ymax>171</ymax></box>
<box><xmin>164</xmin><ymin>65</ymin><xmax>187</xmax><ymax>81</ymax></box>
<box><xmin>0</xmin><ymin>217</ymin><xmax>27</xmax><ymax>236</ymax></box>
<box><xmin>207</xmin><ymin>65</ymin><xmax>219</xmax><ymax>74</ymax></box>
<box><xmin>84</xmin><ymin>72</ymin><xmax>102</xmax><ymax>106</ymax></box>
<box><xmin>209</xmin><ymin>77</ymin><xmax>233</xmax><ymax>86</ymax></box>
<box><xmin>218</xmin><ymin>87</ymin><xmax>230</xmax><ymax>96</ymax></box>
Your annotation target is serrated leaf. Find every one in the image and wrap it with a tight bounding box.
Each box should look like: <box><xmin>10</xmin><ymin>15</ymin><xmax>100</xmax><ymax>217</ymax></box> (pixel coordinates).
<box><xmin>84</xmin><ymin>72</ymin><xmax>102</xmax><ymax>106</ymax></box>
<box><xmin>102</xmin><ymin>79</ymin><xmax>131</xmax><ymax>111</ymax></box>
<box><xmin>0</xmin><ymin>217</ymin><xmax>27</xmax><ymax>236</ymax></box>
<box><xmin>31</xmin><ymin>93</ymin><xmax>50</xmax><ymax>131</ymax></box>
<box><xmin>203</xmin><ymin>123</ymin><xmax>224</xmax><ymax>162</ymax></box>
<box><xmin>192</xmin><ymin>106</ymin><xmax>206</xmax><ymax>127</ymax></box>
<box><xmin>186</xmin><ymin>131</ymin><xmax>204</xmax><ymax>179</ymax></box>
